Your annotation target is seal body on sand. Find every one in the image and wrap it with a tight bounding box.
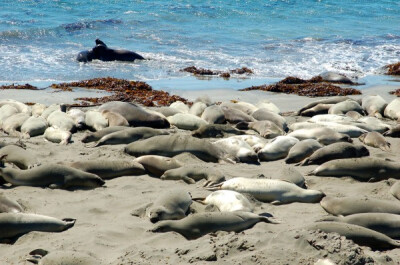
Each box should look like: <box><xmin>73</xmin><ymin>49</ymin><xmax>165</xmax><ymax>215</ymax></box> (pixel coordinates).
<box><xmin>98</xmin><ymin>101</ymin><xmax>169</xmax><ymax>128</ymax></box>
<box><xmin>196</xmin><ymin>190</ymin><xmax>254</xmax><ymax>212</ymax></box>
<box><xmin>147</xmin><ymin>190</ymin><xmax>192</xmax><ymax>223</ymax></box>
<box><xmin>237</xmin><ymin>120</ymin><xmax>284</xmax><ymax>139</ymax></box>
<box><xmin>0</xmin><ymin>105</ymin><xmax>19</xmax><ymax>127</ymax></box>
<box><xmin>390</xmin><ymin>181</ymin><xmax>400</xmax><ymax>201</ymax></box>
<box><xmin>167</xmin><ymin>113</ymin><xmax>207</xmax><ymax>130</ymax></box>
<box><xmin>0</xmin><ymin>213</ymin><xmax>75</xmax><ymax>242</ymax></box>
<box><xmin>306</xmin><ymin>222</ymin><xmax>400</xmax><ymax>250</ymax></box>
<box><xmin>309</xmin><ymin>114</ymin><xmax>355</xmax><ymax>123</ymax></box>
<box><xmin>134</xmin><ymin>155</ymin><xmax>182</xmax><ymax>177</ymax></box>
<box><xmin>251</xmin><ymin>108</ymin><xmax>287</xmax><ymax>131</ymax></box>
<box><xmin>359</xmin><ymin>131</ymin><xmax>390</xmax><ymax>151</ymax></box>
<box><xmin>151</xmin><ymin>211</ymin><xmax>277</xmax><ymax>240</ymax></box>
<box><xmin>383</xmin><ymin>124</ymin><xmax>400</xmax><ymax>137</ymax></box>
<box><xmin>27</xmin><ymin>249</ymin><xmax>103</xmax><ymax>265</ymax></box>
<box><xmin>153</xmin><ymin>106</ymin><xmax>183</xmax><ymax>117</ymax></box>
<box><xmin>77</xmin><ymin>39</ymin><xmax>144</xmax><ymax>62</ymax></box>
<box><xmin>320</xmin><ymin>196</ymin><xmax>400</xmax><ymax>216</ymax></box>
<box><xmin>299</xmin><ymin>103</ymin><xmax>333</xmax><ymax>117</ymax></box>
<box><xmin>0</xmin><ymin>193</ymin><xmax>23</xmax><ymax>213</ymax></box>
<box><xmin>310</xmin><ymin>157</ymin><xmax>400</xmax><ymax>181</ymax></box>
<box><xmin>257</xmin><ymin>136</ymin><xmax>299</xmax><ymax>161</ymax></box>
<box><xmin>161</xmin><ymin>164</ymin><xmax>225</xmax><ymax>187</ymax></box>
<box><xmin>213</xmin><ymin>138</ymin><xmax>258</xmax><ymax>163</ymax></box>
<box><xmin>2</xmin><ymin>112</ymin><xmax>30</xmax><ymax>135</ymax></box>
<box><xmin>0</xmin><ymin>164</ymin><xmax>105</xmax><ymax>189</ymax></box>
<box><xmin>192</xmin><ymin>124</ymin><xmax>243</xmax><ymax>138</ymax></box>
<box><xmin>285</xmin><ymin>139</ymin><xmax>322</xmax><ymax>164</ymax></box>
<box><xmin>222</xmin><ymin>106</ymin><xmax>255</xmax><ymax>124</ymax></box>
<box><xmin>101</xmin><ymin>110</ymin><xmax>129</xmax><ymax>127</ymax></box>
<box><xmin>66</xmin><ymin>160</ymin><xmax>145</xmax><ymax>179</ymax></box>
<box><xmin>67</xmin><ymin>109</ymin><xmax>85</xmax><ymax>129</ymax></box>
<box><xmin>47</xmin><ymin>111</ymin><xmax>76</xmax><ymax>132</ymax></box>
<box><xmin>298</xmin><ymin>96</ymin><xmax>350</xmax><ymax>115</ymax></box>
<box><xmin>44</xmin><ymin>127</ymin><xmax>72</xmax><ymax>145</ymax></box>
<box><xmin>299</xmin><ymin>142</ymin><xmax>369</xmax><ymax>166</ymax></box>
<box><xmin>346</xmin><ymin>110</ymin><xmax>363</xmax><ymax>120</ymax></box>
<box><xmin>319</xmin><ymin>213</ymin><xmax>400</xmax><ymax>239</ymax></box>
<box><xmin>230</xmin><ymin>135</ymin><xmax>267</xmax><ymax>152</ymax></box>
<box><xmin>21</xmin><ymin>116</ymin><xmax>48</xmax><ymax>138</ymax></box>
<box><xmin>319</xmin><ymin>71</ymin><xmax>355</xmax><ymax>84</ymax></box>
<box><xmin>201</xmin><ymin>105</ymin><xmax>226</xmax><ymax>124</ymax></box>
<box><xmin>92</xmin><ymin>127</ymin><xmax>169</xmax><ymax>147</ymax></box>
<box><xmin>384</xmin><ymin>98</ymin><xmax>400</xmax><ymax>120</ymax></box>
<box><xmin>125</xmin><ymin>134</ymin><xmax>232</xmax><ymax>163</ymax></box>
<box><xmin>85</xmin><ymin>110</ymin><xmax>108</xmax><ymax>131</ymax></box>
<box><xmin>189</xmin><ymin>101</ymin><xmax>208</xmax><ymax>116</ymax></box>
<box><xmin>0</xmin><ymin>145</ymin><xmax>40</xmax><ymax>169</ymax></box>
<box><xmin>362</xmin><ymin>95</ymin><xmax>387</xmax><ymax>118</ymax></box>
<box><xmin>287</xmin><ymin>127</ymin><xmax>352</xmax><ymax>145</ymax></box>
<box><xmin>209</xmin><ymin>177</ymin><xmax>325</xmax><ymax>204</ymax></box>
<box><xmin>81</xmin><ymin>126</ymin><xmax>128</xmax><ymax>143</ymax></box>
<box><xmin>0</xmin><ymin>99</ymin><xmax>31</xmax><ymax>114</ymax></box>
<box><xmin>261</xmin><ymin>166</ymin><xmax>307</xmax><ymax>188</ymax></box>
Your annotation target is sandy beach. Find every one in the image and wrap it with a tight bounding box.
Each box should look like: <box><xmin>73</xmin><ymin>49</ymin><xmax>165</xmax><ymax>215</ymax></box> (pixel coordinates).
<box><xmin>1</xmin><ymin>80</ymin><xmax>400</xmax><ymax>264</ymax></box>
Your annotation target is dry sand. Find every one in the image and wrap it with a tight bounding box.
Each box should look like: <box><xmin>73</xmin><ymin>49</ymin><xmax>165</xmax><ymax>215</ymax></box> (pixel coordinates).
<box><xmin>1</xmin><ymin>84</ymin><xmax>400</xmax><ymax>264</ymax></box>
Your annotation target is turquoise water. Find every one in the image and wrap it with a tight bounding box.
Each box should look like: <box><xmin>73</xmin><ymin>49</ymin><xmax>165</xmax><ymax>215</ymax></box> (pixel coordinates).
<box><xmin>1</xmin><ymin>0</ymin><xmax>399</xmax><ymax>89</ymax></box>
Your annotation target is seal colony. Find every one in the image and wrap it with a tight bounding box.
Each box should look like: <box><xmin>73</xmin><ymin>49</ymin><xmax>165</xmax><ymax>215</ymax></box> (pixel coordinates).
<box><xmin>3</xmin><ymin>84</ymin><xmax>400</xmax><ymax>264</ymax></box>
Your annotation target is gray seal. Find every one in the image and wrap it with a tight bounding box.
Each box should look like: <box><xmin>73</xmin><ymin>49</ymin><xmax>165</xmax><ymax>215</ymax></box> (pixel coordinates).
<box><xmin>151</xmin><ymin>211</ymin><xmax>278</xmax><ymax>240</ymax></box>
<box><xmin>0</xmin><ymin>164</ymin><xmax>105</xmax><ymax>189</ymax></box>
<box><xmin>125</xmin><ymin>134</ymin><xmax>233</xmax><ymax>163</ymax></box>
<box><xmin>284</xmin><ymin>139</ymin><xmax>322</xmax><ymax>164</ymax></box>
<box><xmin>0</xmin><ymin>213</ymin><xmax>75</xmax><ymax>243</ymax></box>
<box><xmin>299</xmin><ymin>142</ymin><xmax>369</xmax><ymax>166</ymax></box>
<box><xmin>161</xmin><ymin>164</ymin><xmax>225</xmax><ymax>187</ymax></box>
<box><xmin>320</xmin><ymin>196</ymin><xmax>400</xmax><ymax>216</ymax></box>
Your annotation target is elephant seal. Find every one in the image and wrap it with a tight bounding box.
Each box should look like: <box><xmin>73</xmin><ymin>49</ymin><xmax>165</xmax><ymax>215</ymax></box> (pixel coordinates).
<box><xmin>346</xmin><ymin>110</ymin><xmax>363</xmax><ymax>120</ymax></box>
<box><xmin>192</xmin><ymin>124</ymin><xmax>243</xmax><ymax>138</ymax></box>
<box><xmin>251</xmin><ymin>108</ymin><xmax>287</xmax><ymax>131</ymax></box>
<box><xmin>0</xmin><ymin>213</ymin><xmax>75</xmax><ymax>242</ymax></box>
<box><xmin>194</xmin><ymin>190</ymin><xmax>254</xmax><ymax>212</ymax></box>
<box><xmin>359</xmin><ymin>131</ymin><xmax>390</xmax><ymax>151</ymax></box>
<box><xmin>146</xmin><ymin>190</ymin><xmax>192</xmax><ymax>223</ymax></box>
<box><xmin>298</xmin><ymin>96</ymin><xmax>350</xmax><ymax>115</ymax></box>
<box><xmin>151</xmin><ymin>211</ymin><xmax>278</xmax><ymax>240</ymax></box>
<box><xmin>362</xmin><ymin>95</ymin><xmax>387</xmax><ymax>118</ymax></box>
<box><xmin>390</xmin><ymin>181</ymin><xmax>400</xmax><ymax>201</ymax></box>
<box><xmin>236</xmin><ymin>120</ymin><xmax>284</xmax><ymax>139</ymax></box>
<box><xmin>222</xmin><ymin>106</ymin><xmax>255</xmax><ymax>124</ymax></box>
<box><xmin>355</xmin><ymin>116</ymin><xmax>391</xmax><ymax>133</ymax></box>
<box><xmin>313</xmin><ymin>121</ymin><xmax>368</xmax><ymax>137</ymax></box>
<box><xmin>257</xmin><ymin>136</ymin><xmax>299</xmax><ymax>161</ymax></box>
<box><xmin>67</xmin><ymin>109</ymin><xmax>85</xmax><ymax>129</ymax></box>
<box><xmin>299</xmin><ymin>142</ymin><xmax>369</xmax><ymax>166</ymax></box>
<box><xmin>189</xmin><ymin>101</ymin><xmax>207</xmax><ymax>116</ymax></box>
<box><xmin>287</xmin><ymin>127</ymin><xmax>352</xmax><ymax>145</ymax></box>
<box><xmin>44</xmin><ymin>127</ymin><xmax>72</xmax><ymax>145</ymax></box>
<box><xmin>27</xmin><ymin>249</ymin><xmax>103</xmax><ymax>265</ymax></box>
<box><xmin>208</xmin><ymin>177</ymin><xmax>325</xmax><ymax>204</ymax></box>
<box><xmin>91</xmin><ymin>127</ymin><xmax>169</xmax><ymax>147</ymax></box>
<box><xmin>201</xmin><ymin>105</ymin><xmax>226</xmax><ymax>124</ymax></box>
<box><xmin>0</xmin><ymin>99</ymin><xmax>31</xmax><ymax>114</ymax></box>
<box><xmin>320</xmin><ymin>196</ymin><xmax>400</xmax><ymax>216</ymax></box>
<box><xmin>319</xmin><ymin>213</ymin><xmax>400</xmax><ymax>239</ymax></box>
<box><xmin>220</xmin><ymin>101</ymin><xmax>255</xmax><ymax>115</ymax></box>
<box><xmin>98</xmin><ymin>101</ymin><xmax>169</xmax><ymax>128</ymax></box>
<box><xmin>306</xmin><ymin>222</ymin><xmax>400</xmax><ymax>250</ymax></box>
<box><xmin>309</xmin><ymin>157</ymin><xmax>400</xmax><ymax>181</ymax></box>
<box><xmin>47</xmin><ymin>110</ymin><xmax>76</xmax><ymax>132</ymax></box>
<box><xmin>85</xmin><ymin>110</ymin><xmax>108</xmax><ymax>131</ymax></box>
<box><xmin>161</xmin><ymin>164</ymin><xmax>225</xmax><ymax>187</ymax></box>
<box><xmin>319</xmin><ymin>72</ymin><xmax>356</xmax><ymax>84</ymax></box>
<box><xmin>285</xmin><ymin>139</ymin><xmax>322</xmax><ymax>164</ymax></box>
<box><xmin>77</xmin><ymin>39</ymin><xmax>144</xmax><ymax>62</ymax></box>
<box><xmin>0</xmin><ymin>145</ymin><xmax>40</xmax><ymax>169</ymax></box>
<box><xmin>41</xmin><ymin>104</ymin><xmax>66</xmax><ymax>120</ymax></box>
<box><xmin>0</xmin><ymin>164</ymin><xmax>105</xmax><ymax>189</ymax></box>
<box><xmin>213</xmin><ymin>138</ymin><xmax>258</xmax><ymax>163</ymax></box>
<box><xmin>299</xmin><ymin>103</ymin><xmax>333</xmax><ymax>117</ymax></box>
<box><xmin>125</xmin><ymin>134</ymin><xmax>233</xmax><ymax>163</ymax></box>
<box><xmin>153</xmin><ymin>106</ymin><xmax>183</xmax><ymax>117</ymax></box>
<box><xmin>328</xmin><ymin>100</ymin><xmax>364</xmax><ymax>115</ymax></box>
<box><xmin>256</xmin><ymin>99</ymin><xmax>280</xmax><ymax>114</ymax></box>
<box><xmin>258</xmin><ymin>166</ymin><xmax>307</xmax><ymax>188</ymax></box>
<box><xmin>81</xmin><ymin>126</ymin><xmax>128</xmax><ymax>143</ymax></box>
<box><xmin>383</xmin><ymin>124</ymin><xmax>400</xmax><ymax>137</ymax></box>
<box><xmin>134</xmin><ymin>155</ymin><xmax>182</xmax><ymax>177</ymax></box>
<box><xmin>0</xmin><ymin>105</ymin><xmax>19</xmax><ymax>127</ymax></box>
<box><xmin>169</xmin><ymin>101</ymin><xmax>189</xmax><ymax>113</ymax></box>
<box><xmin>20</xmin><ymin>116</ymin><xmax>48</xmax><ymax>138</ymax></box>
<box><xmin>66</xmin><ymin>160</ymin><xmax>145</xmax><ymax>179</ymax></box>
<box><xmin>2</xmin><ymin>112</ymin><xmax>30</xmax><ymax>135</ymax></box>
<box><xmin>384</xmin><ymin>98</ymin><xmax>400</xmax><ymax>120</ymax></box>
<box><xmin>309</xmin><ymin>114</ymin><xmax>355</xmax><ymax>123</ymax></box>
<box><xmin>230</xmin><ymin>135</ymin><xmax>267</xmax><ymax>152</ymax></box>
<box><xmin>101</xmin><ymin>110</ymin><xmax>129</xmax><ymax>127</ymax></box>
<box><xmin>0</xmin><ymin>193</ymin><xmax>23</xmax><ymax>213</ymax></box>
<box><xmin>167</xmin><ymin>113</ymin><xmax>207</xmax><ymax>130</ymax></box>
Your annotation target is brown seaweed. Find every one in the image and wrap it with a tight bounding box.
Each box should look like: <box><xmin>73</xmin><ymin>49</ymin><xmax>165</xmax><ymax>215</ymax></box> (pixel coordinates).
<box><xmin>0</xmin><ymin>83</ymin><xmax>39</xmax><ymax>90</ymax></box>
<box><xmin>181</xmin><ymin>66</ymin><xmax>253</xmax><ymax>78</ymax></box>
<box><xmin>386</xmin><ymin>62</ymin><xmax>400</xmax><ymax>75</ymax></box>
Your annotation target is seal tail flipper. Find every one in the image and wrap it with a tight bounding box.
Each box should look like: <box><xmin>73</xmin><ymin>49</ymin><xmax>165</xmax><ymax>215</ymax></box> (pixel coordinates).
<box><xmin>316</xmin><ymin>216</ymin><xmax>340</xmax><ymax>222</ymax></box>
<box><xmin>27</xmin><ymin>249</ymin><xmax>49</xmax><ymax>264</ymax></box>
<box><xmin>258</xmin><ymin>213</ymin><xmax>282</xmax><ymax>224</ymax></box>
<box><xmin>204</xmin><ymin>182</ymin><xmax>223</xmax><ymax>191</ymax></box>
<box><xmin>296</xmin><ymin>158</ymin><xmax>309</xmax><ymax>166</ymax></box>
<box><xmin>181</xmin><ymin>176</ymin><xmax>196</xmax><ymax>184</ymax></box>
<box><xmin>61</xmin><ymin>218</ymin><xmax>76</xmax><ymax>230</ymax></box>
<box><xmin>191</xmin><ymin>197</ymin><xmax>206</xmax><ymax>204</ymax></box>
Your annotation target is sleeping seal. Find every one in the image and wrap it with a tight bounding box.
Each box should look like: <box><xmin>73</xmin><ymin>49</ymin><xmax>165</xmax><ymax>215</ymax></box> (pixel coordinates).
<box><xmin>285</xmin><ymin>139</ymin><xmax>322</xmax><ymax>164</ymax></box>
<box><xmin>359</xmin><ymin>131</ymin><xmax>391</xmax><ymax>151</ymax></box>
<box><xmin>0</xmin><ymin>145</ymin><xmax>40</xmax><ymax>169</ymax></box>
<box><xmin>194</xmin><ymin>190</ymin><xmax>254</xmax><ymax>212</ymax></box>
<box><xmin>0</xmin><ymin>193</ymin><xmax>23</xmax><ymax>213</ymax></box>
<box><xmin>362</xmin><ymin>95</ymin><xmax>387</xmax><ymax>118</ymax></box>
<box><xmin>26</xmin><ymin>249</ymin><xmax>103</xmax><ymax>265</ymax></box>
<box><xmin>134</xmin><ymin>155</ymin><xmax>182</xmax><ymax>177</ymax></box>
<box><xmin>161</xmin><ymin>164</ymin><xmax>225</xmax><ymax>187</ymax></box>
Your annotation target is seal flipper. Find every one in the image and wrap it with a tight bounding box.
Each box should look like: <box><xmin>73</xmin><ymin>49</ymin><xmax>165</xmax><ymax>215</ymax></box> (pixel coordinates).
<box><xmin>95</xmin><ymin>39</ymin><xmax>107</xmax><ymax>46</ymax></box>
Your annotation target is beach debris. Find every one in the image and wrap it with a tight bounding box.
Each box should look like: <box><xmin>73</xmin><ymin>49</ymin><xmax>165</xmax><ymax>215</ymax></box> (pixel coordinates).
<box><xmin>50</xmin><ymin>77</ymin><xmax>190</xmax><ymax>107</ymax></box>
<box><xmin>240</xmin><ymin>76</ymin><xmax>362</xmax><ymax>97</ymax></box>
<box><xmin>181</xmin><ymin>66</ymin><xmax>253</xmax><ymax>78</ymax></box>
<box><xmin>0</xmin><ymin>84</ymin><xmax>39</xmax><ymax>90</ymax></box>
<box><xmin>385</xmin><ymin>62</ymin><xmax>400</xmax><ymax>75</ymax></box>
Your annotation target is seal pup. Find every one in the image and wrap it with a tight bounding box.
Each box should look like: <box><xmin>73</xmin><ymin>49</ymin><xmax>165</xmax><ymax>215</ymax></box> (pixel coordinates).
<box><xmin>208</xmin><ymin>177</ymin><xmax>325</xmax><ymax>204</ymax></box>
<box><xmin>167</xmin><ymin>113</ymin><xmax>207</xmax><ymax>131</ymax></box>
<box><xmin>328</xmin><ymin>100</ymin><xmax>364</xmax><ymax>115</ymax></box>
<box><xmin>220</xmin><ymin>101</ymin><xmax>255</xmax><ymax>115</ymax></box>
<box><xmin>251</xmin><ymin>108</ymin><xmax>287</xmax><ymax>131</ymax></box>
<box><xmin>77</xmin><ymin>39</ymin><xmax>144</xmax><ymax>62</ymax></box>
<box><xmin>161</xmin><ymin>164</ymin><xmax>225</xmax><ymax>187</ymax></box>
<box><xmin>85</xmin><ymin>110</ymin><xmax>108</xmax><ymax>131</ymax></box>
<box><xmin>31</xmin><ymin>103</ymin><xmax>47</xmax><ymax>117</ymax></box>
<box><xmin>309</xmin><ymin>114</ymin><xmax>355</xmax><ymax>123</ymax></box>
<box><xmin>151</xmin><ymin>211</ymin><xmax>278</xmax><ymax>240</ymax></box>
<box><xmin>383</xmin><ymin>124</ymin><xmax>400</xmax><ymax>137</ymax></box>
<box><xmin>259</xmin><ymin>166</ymin><xmax>307</xmax><ymax>188</ymax></box>
<box><xmin>287</xmin><ymin>127</ymin><xmax>352</xmax><ymax>145</ymax></box>
<box><xmin>0</xmin><ymin>105</ymin><xmax>19</xmax><ymax>127</ymax></box>
<box><xmin>299</xmin><ymin>142</ymin><xmax>369</xmax><ymax>166</ymax></box>
<box><xmin>319</xmin><ymin>71</ymin><xmax>356</xmax><ymax>84</ymax></box>
<box><xmin>201</xmin><ymin>105</ymin><xmax>226</xmax><ymax>124</ymax></box>
<box><xmin>320</xmin><ymin>196</ymin><xmax>400</xmax><ymax>216</ymax></box>
<box><xmin>0</xmin><ymin>193</ymin><xmax>23</xmax><ymax>213</ymax></box>
<box><xmin>20</xmin><ymin>116</ymin><xmax>48</xmax><ymax>138</ymax></box>
<box><xmin>309</xmin><ymin>157</ymin><xmax>400</xmax><ymax>181</ymax></box>
<box><xmin>0</xmin><ymin>164</ymin><xmax>105</xmax><ymax>189</ymax></box>
<box><xmin>257</xmin><ymin>136</ymin><xmax>299</xmax><ymax>161</ymax></box>
<box><xmin>146</xmin><ymin>190</ymin><xmax>192</xmax><ymax>223</ymax></box>
<box><xmin>134</xmin><ymin>155</ymin><xmax>182</xmax><ymax>177</ymax></box>
<box><xmin>66</xmin><ymin>160</ymin><xmax>145</xmax><ymax>180</ymax></box>
<box><xmin>125</xmin><ymin>134</ymin><xmax>234</xmax><ymax>163</ymax></box>
<box><xmin>26</xmin><ymin>249</ymin><xmax>103</xmax><ymax>265</ymax></box>
<box><xmin>101</xmin><ymin>109</ymin><xmax>129</xmax><ymax>127</ymax></box>
<box><xmin>230</xmin><ymin>135</ymin><xmax>267</xmax><ymax>152</ymax></box>
<box><xmin>81</xmin><ymin>126</ymin><xmax>128</xmax><ymax>143</ymax></box>
<box><xmin>306</xmin><ymin>222</ymin><xmax>400</xmax><ymax>250</ymax></box>
<box><xmin>318</xmin><ymin>213</ymin><xmax>400</xmax><ymax>239</ymax></box>
<box><xmin>0</xmin><ymin>99</ymin><xmax>31</xmax><ymax>114</ymax></box>
<box><xmin>2</xmin><ymin>112</ymin><xmax>30</xmax><ymax>135</ymax></box>
<box><xmin>192</xmin><ymin>124</ymin><xmax>243</xmax><ymax>138</ymax></box>
<box><xmin>221</xmin><ymin>106</ymin><xmax>255</xmax><ymax>124</ymax></box>
<box><xmin>90</xmin><ymin>127</ymin><xmax>169</xmax><ymax>147</ymax></box>
<box><xmin>0</xmin><ymin>213</ymin><xmax>75</xmax><ymax>242</ymax></box>
<box><xmin>44</xmin><ymin>127</ymin><xmax>72</xmax><ymax>145</ymax></box>
<box><xmin>189</xmin><ymin>101</ymin><xmax>207</xmax><ymax>116</ymax></box>
<box><xmin>169</xmin><ymin>101</ymin><xmax>190</xmax><ymax>113</ymax></box>
<box><xmin>299</xmin><ymin>103</ymin><xmax>333</xmax><ymax>117</ymax></box>
<box><xmin>0</xmin><ymin>145</ymin><xmax>40</xmax><ymax>169</ymax></box>
<box><xmin>346</xmin><ymin>110</ymin><xmax>363</xmax><ymax>120</ymax></box>
<box><xmin>46</xmin><ymin>110</ymin><xmax>76</xmax><ymax>132</ymax></box>
<box><xmin>236</xmin><ymin>120</ymin><xmax>284</xmax><ymax>139</ymax></box>
<box><xmin>359</xmin><ymin>131</ymin><xmax>391</xmax><ymax>151</ymax></box>
<box><xmin>362</xmin><ymin>95</ymin><xmax>387</xmax><ymax>118</ymax></box>
<box><xmin>193</xmin><ymin>190</ymin><xmax>254</xmax><ymax>212</ymax></box>
<box><xmin>256</xmin><ymin>99</ymin><xmax>280</xmax><ymax>114</ymax></box>
<box><xmin>213</xmin><ymin>137</ymin><xmax>258</xmax><ymax>163</ymax></box>
<box><xmin>67</xmin><ymin>108</ymin><xmax>86</xmax><ymax>129</ymax></box>
<box><xmin>390</xmin><ymin>181</ymin><xmax>400</xmax><ymax>201</ymax></box>
<box><xmin>153</xmin><ymin>106</ymin><xmax>183</xmax><ymax>117</ymax></box>
<box><xmin>384</xmin><ymin>98</ymin><xmax>400</xmax><ymax>120</ymax></box>
<box><xmin>297</xmin><ymin>96</ymin><xmax>350</xmax><ymax>116</ymax></box>
<box><xmin>285</xmin><ymin>139</ymin><xmax>322</xmax><ymax>164</ymax></box>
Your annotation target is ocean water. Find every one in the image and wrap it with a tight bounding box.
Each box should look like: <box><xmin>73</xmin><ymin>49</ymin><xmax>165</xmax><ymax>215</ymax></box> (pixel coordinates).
<box><xmin>1</xmin><ymin>0</ymin><xmax>400</xmax><ymax>90</ymax></box>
